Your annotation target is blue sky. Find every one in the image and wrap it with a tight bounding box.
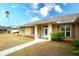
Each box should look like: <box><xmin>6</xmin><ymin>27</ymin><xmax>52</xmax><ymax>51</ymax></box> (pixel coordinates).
<box><xmin>0</xmin><ymin>3</ymin><xmax>79</xmax><ymax>27</ymax></box>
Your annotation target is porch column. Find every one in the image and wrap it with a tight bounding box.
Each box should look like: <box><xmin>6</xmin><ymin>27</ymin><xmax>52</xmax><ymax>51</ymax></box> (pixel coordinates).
<box><xmin>34</xmin><ymin>25</ymin><xmax>38</xmax><ymax>40</ymax></box>
<box><xmin>48</xmin><ymin>23</ymin><xmax>52</xmax><ymax>41</ymax></box>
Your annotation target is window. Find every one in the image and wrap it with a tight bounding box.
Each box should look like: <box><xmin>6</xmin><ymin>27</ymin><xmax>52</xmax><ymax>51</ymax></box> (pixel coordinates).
<box><xmin>45</xmin><ymin>28</ymin><xmax>48</xmax><ymax>35</ymax></box>
<box><xmin>61</xmin><ymin>27</ymin><xmax>65</xmax><ymax>36</ymax></box>
<box><xmin>66</xmin><ymin>26</ymin><xmax>71</xmax><ymax>37</ymax></box>
<box><xmin>60</xmin><ymin>25</ymin><xmax>71</xmax><ymax>37</ymax></box>
<box><xmin>32</xmin><ymin>27</ymin><xmax>34</xmax><ymax>35</ymax></box>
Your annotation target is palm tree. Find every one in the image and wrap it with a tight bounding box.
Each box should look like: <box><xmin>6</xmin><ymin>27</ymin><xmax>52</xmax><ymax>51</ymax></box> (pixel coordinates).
<box><xmin>5</xmin><ymin>11</ymin><xmax>10</xmax><ymax>33</ymax></box>
<box><xmin>5</xmin><ymin>11</ymin><xmax>10</xmax><ymax>18</ymax></box>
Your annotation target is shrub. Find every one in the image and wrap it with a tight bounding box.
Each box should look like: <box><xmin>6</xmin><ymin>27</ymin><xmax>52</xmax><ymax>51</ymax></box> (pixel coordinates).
<box><xmin>51</xmin><ymin>31</ymin><xmax>65</xmax><ymax>41</ymax></box>
<box><xmin>73</xmin><ymin>49</ymin><xmax>79</xmax><ymax>55</ymax></box>
<box><xmin>72</xmin><ymin>40</ymin><xmax>79</xmax><ymax>48</ymax></box>
<box><xmin>72</xmin><ymin>40</ymin><xmax>79</xmax><ymax>55</ymax></box>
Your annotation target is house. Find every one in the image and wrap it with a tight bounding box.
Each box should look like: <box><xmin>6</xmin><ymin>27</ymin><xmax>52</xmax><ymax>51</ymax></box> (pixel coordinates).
<box><xmin>10</xmin><ymin>28</ymin><xmax>19</xmax><ymax>33</ymax></box>
<box><xmin>0</xmin><ymin>26</ymin><xmax>8</xmax><ymax>33</ymax></box>
<box><xmin>19</xmin><ymin>13</ymin><xmax>79</xmax><ymax>41</ymax></box>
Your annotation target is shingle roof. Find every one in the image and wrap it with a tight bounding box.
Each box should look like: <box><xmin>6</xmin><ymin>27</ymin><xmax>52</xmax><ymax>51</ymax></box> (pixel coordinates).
<box><xmin>19</xmin><ymin>13</ymin><xmax>79</xmax><ymax>27</ymax></box>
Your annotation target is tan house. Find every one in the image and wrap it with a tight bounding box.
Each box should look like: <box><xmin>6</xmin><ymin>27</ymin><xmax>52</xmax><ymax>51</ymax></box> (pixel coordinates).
<box><xmin>19</xmin><ymin>13</ymin><xmax>79</xmax><ymax>41</ymax></box>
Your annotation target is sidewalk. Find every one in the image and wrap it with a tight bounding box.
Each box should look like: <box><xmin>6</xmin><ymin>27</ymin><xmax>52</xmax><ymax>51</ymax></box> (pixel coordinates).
<box><xmin>0</xmin><ymin>39</ymin><xmax>48</xmax><ymax>56</ymax></box>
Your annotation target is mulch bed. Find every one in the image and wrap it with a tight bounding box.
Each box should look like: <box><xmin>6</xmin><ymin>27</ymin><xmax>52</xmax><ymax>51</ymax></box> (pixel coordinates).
<box><xmin>63</xmin><ymin>40</ymin><xmax>72</xmax><ymax>45</ymax></box>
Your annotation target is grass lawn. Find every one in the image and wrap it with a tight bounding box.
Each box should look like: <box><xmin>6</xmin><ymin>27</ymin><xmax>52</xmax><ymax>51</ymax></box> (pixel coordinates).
<box><xmin>8</xmin><ymin>41</ymin><xmax>74</xmax><ymax>56</ymax></box>
<box><xmin>0</xmin><ymin>33</ymin><xmax>33</xmax><ymax>51</ymax></box>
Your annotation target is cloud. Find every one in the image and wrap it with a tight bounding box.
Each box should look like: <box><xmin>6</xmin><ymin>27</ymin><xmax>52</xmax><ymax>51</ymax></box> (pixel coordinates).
<box><xmin>32</xmin><ymin>3</ymin><xmax>39</xmax><ymax>9</ymax></box>
<box><xmin>45</xmin><ymin>3</ymin><xmax>56</xmax><ymax>9</ymax></box>
<box><xmin>54</xmin><ymin>5</ymin><xmax>63</xmax><ymax>13</ymax></box>
<box><xmin>40</xmin><ymin>6</ymin><xmax>49</xmax><ymax>16</ymax></box>
<box><xmin>39</xmin><ymin>3</ymin><xmax>55</xmax><ymax>16</ymax></box>
<box><xmin>31</xmin><ymin>16</ymin><xmax>40</xmax><ymax>22</ymax></box>
<box><xmin>31</xmin><ymin>3</ymin><xmax>63</xmax><ymax>18</ymax></box>
<box><xmin>39</xmin><ymin>3</ymin><xmax>63</xmax><ymax>17</ymax></box>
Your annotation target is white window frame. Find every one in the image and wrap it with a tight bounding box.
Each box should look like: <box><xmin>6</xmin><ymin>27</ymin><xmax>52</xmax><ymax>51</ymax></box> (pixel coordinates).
<box><xmin>60</xmin><ymin>25</ymin><xmax>72</xmax><ymax>38</ymax></box>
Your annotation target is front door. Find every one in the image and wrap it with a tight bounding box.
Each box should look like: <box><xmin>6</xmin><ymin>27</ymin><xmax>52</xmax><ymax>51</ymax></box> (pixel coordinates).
<box><xmin>43</xmin><ymin>27</ymin><xmax>48</xmax><ymax>38</ymax></box>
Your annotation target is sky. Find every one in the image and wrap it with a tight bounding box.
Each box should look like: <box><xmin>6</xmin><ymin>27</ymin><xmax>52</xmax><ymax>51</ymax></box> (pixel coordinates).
<box><xmin>0</xmin><ymin>3</ymin><xmax>79</xmax><ymax>27</ymax></box>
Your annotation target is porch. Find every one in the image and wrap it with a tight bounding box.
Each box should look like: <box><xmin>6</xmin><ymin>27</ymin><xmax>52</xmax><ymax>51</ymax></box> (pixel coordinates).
<box><xmin>34</xmin><ymin>23</ymin><xmax>59</xmax><ymax>41</ymax></box>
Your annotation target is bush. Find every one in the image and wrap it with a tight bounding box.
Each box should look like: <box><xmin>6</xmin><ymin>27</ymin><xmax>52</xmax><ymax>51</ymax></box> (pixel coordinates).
<box><xmin>51</xmin><ymin>31</ymin><xmax>65</xmax><ymax>41</ymax></box>
<box><xmin>72</xmin><ymin>40</ymin><xmax>79</xmax><ymax>55</ymax></box>
<box><xmin>73</xmin><ymin>49</ymin><xmax>79</xmax><ymax>55</ymax></box>
<box><xmin>72</xmin><ymin>40</ymin><xmax>79</xmax><ymax>48</ymax></box>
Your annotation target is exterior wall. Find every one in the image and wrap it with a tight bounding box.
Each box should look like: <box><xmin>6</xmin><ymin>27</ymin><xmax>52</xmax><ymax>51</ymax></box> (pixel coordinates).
<box><xmin>71</xmin><ymin>23</ymin><xmax>79</xmax><ymax>40</ymax></box>
<box><xmin>20</xmin><ymin>27</ymin><xmax>34</xmax><ymax>37</ymax></box>
<box><xmin>37</xmin><ymin>24</ymin><xmax>48</xmax><ymax>38</ymax></box>
<box><xmin>24</xmin><ymin>27</ymin><xmax>32</xmax><ymax>36</ymax></box>
<box><xmin>36</xmin><ymin>24</ymin><xmax>60</xmax><ymax>40</ymax></box>
<box><xmin>52</xmin><ymin>24</ymin><xmax>59</xmax><ymax>31</ymax></box>
<box><xmin>36</xmin><ymin>23</ymin><xmax>79</xmax><ymax>41</ymax></box>
<box><xmin>72</xmin><ymin>24</ymin><xmax>75</xmax><ymax>39</ymax></box>
<box><xmin>37</xmin><ymin>23</ymin><xmax>59</xmax><ymax>40</ymax></box>
<box><xmin>37</xmin><ymin>23</ymin><xmax>79</xmax><ymax>40</ymax></box>
<box><xmin>19</xmin><ymin>23</ymin><xmax>79</xmax><ymax>40</ymax></box>
<box><xmin>19</xmin><ymin>27</ymin><xmax>25</xmax><ymax>35</ymax></box>
<box><xmin>75</xmin><ymin>23</ymin><xmax>79</xmax><ymax>39</ymax></box>
<box><xmin>38</xmin><ymin>26</ymin><xmax>41</xmax><ymax>38</ymax></box>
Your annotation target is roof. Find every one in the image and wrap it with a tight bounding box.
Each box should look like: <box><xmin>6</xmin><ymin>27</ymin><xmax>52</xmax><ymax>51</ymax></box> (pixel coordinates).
<box><xmin>19</xmin><ymin>13</ymin><xmax>79</xmax><ymax>27</ymax></box>
<box><xmin>0</xmin><ymin>26</ymin><xmax>8</xmax><ymax>29</ymax></box>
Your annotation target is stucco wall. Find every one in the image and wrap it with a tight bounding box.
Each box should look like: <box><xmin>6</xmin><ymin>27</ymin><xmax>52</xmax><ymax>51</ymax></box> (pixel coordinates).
<box><xmin>20</xmin><ymin>23</ymin><xmax>79</xmax><ymax>40</ymax></box>
<box><xmin>24</xmin><ymin>27</ymin><xmax>32</xmax><ymax>36</ymax></box>
<box><xmin>75</xmin><ymin>23</ymin><xmax>79</xmax><ymax>39</ymax></box>
<box><xmin>37</xmin><ymin>24</ymin><xmax>48</xmax><ymax>38</ymax></box>
<box><xmin>52</xmin><ymin>24</ymin><xmax>59</xmax><ymax>31</ymax></box>
<box><xmin>19</xmin><ymin>28</ymin><xmax>25</xmax><ymax>35</ymax></box>
<box><xmin>20</xmin><ymin>27</ymin><xmax>34</xmax><ymax>37</ymax></box>
<box><xmin>72</xmin><ymin>24</ymin><xmax>75</xmax><ymax>39</ymax></box>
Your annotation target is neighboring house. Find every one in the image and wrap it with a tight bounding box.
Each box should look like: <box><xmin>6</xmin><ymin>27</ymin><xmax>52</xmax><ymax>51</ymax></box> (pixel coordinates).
<box><xmin>10</xmin><ymin>28</ymin><xmax>19</xmax><ymax>33</ymax></box>
<box><xmin>19</xmin><ymin>13</ymin><xmax>79</xmax><ymax>41</ymax></box>
<box><xmin>0</xmin><ymin>26</ymin><xmax>8</xmax><ymax>33</ymax></box>
<box><xmin>10</xmin><ymin>29</ymin><xmax>19</xmax><ymax>33</ymax></box>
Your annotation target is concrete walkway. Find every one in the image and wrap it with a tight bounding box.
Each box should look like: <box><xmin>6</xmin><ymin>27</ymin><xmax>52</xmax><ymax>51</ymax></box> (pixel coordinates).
<box><xmin>0</xmin><ymin>39</ymin><xmax>48</xmax><ymax>56</ymax></box>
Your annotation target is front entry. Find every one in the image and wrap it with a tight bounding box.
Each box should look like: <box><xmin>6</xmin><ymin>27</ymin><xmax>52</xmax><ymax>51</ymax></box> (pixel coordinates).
<box><xmin>43</xmin><ymin>27</ymin><xmax>48</xmax><ymax>38</ymax></box>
